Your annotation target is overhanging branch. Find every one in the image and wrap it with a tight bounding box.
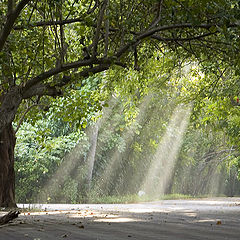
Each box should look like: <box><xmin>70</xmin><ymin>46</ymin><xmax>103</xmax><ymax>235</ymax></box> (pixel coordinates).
<box><xmin>23</xmin><ymin>58</ymin><xmax>96</xmax><ymax>91</ymax></box>
<box><xmin>116</xmin><ymin>22</ymin><xmax>238</xmax><ymax>58</ymax></box>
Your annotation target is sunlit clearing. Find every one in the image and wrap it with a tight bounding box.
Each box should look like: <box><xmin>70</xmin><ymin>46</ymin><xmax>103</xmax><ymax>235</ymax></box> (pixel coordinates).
<box><xmin>141</xmin><ymin>104</ymin><xmax>192</xmax><ymax>197</ymax></box>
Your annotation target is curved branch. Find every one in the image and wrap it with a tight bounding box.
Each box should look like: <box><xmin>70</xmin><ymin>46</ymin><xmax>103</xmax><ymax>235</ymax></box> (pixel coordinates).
<box><xmin>116</xmin><ymin>22</ymin><xmax>237</xmax><ymax>58</ymax></box>
<box><xmin>151</xmin><ymin>32</ymin><xmax>217</xmax><ymax>42</ymax></box>
<box><xmin>23</xmin><ymin>58</ymin><xmax>96</xmax><ymax>91</ymax></box>
<box><xmin>20</xmin><ymin>21</ymin><xmax>237</xmax><ymax>99</ymax></box>
<box><xmin>79</xmin><ymin>63</ymin><xmax>111</xmax><ymax>78</ymax></box>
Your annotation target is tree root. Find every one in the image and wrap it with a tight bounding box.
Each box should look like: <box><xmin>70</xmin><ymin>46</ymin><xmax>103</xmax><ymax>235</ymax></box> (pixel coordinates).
<box><xmin>0</xmin><ymin>210</ymin><xmax>20</xmax><ymax>225</ymax></box>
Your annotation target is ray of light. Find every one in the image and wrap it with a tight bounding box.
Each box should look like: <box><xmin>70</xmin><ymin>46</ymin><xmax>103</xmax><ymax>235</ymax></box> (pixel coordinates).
<box><xmin>141</xmin><ymin>104</ymin><xmax>192</xmax><ymax>197</ymax></box>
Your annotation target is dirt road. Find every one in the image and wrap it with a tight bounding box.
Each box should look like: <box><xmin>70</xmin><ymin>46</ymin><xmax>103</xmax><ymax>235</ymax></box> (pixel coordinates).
<box><xmin>1</xmin><ymin>198</ymin><xmax>240</xmax><ymax>239</ymax></box>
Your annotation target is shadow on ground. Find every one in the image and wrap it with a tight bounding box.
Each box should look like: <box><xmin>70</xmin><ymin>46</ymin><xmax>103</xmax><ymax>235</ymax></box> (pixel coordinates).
<box><xmin>1</xmin><ymin>198</ymin><xmax>240</xmax><ymax>240</ymax></box>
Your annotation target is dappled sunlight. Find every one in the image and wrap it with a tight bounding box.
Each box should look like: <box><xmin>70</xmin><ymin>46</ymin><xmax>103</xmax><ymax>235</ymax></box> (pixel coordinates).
<box><xmin>94</xmin><ymin>217</ymin><xmax>137</xmax><ymax>223</ymax></box>
<box><xmin>141</xmin><ymin>104</ymin><xmax>192</xmax><ymax>197</ymax></box>
<box><xmin>33</xmin><ymin>92</ymin><xmax>230</xmax><ymax>204</ymax></box>
<box><xmin>128</xmin><ymin>208</ymin><xmax>181</xmax><ymax>213</ymax></box>
<box><xmin>6</xmin><ymin>200</ymin><xmax>240</xmax><ymax>240</ymax></box>
<box><xmin>183</xmin><ymin>212</ymin><xmax>197</xmax><ymax>217</ymax></box>
<box><xmin>128</xmin><ymin>208</ymin><xmax>159</xmax><ymax>213</ymax></box>
<box><xmin>195</xmin><ymin>219</ymin><xmax>222</xmax><ymax>224</ymax></box>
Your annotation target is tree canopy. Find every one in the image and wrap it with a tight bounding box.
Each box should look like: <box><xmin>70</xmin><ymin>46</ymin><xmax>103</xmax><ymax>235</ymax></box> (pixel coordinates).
<box><xmin>1</xmin><ymin>0</ymin><xmax>240</xmax><ymax>126</ymax></box>
<box><xmin>1</xmin><ymin>0</ymin><xmax>240</xmax><ymax>207</ymax></box>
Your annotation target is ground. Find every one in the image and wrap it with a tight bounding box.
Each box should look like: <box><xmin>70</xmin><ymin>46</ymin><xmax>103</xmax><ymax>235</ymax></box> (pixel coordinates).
<box><xmin>1</xmin><ymin>198</ymin><xmax>240</xmax><ymax>239</ymax></box>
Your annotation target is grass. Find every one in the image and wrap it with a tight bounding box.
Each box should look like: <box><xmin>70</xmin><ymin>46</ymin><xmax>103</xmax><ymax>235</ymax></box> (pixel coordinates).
<box><xmin>14</xmin><ymin>194</ymin><xmax>231</xmax><ymax>208</ymax></box>
<box><xmin>160</xmin><ymin>193</ymin><xmax>193</xmax><ymax>200</ymax></box>
<box><xmin>85</xmin><ymin>193</ymin><xmax>193</xmax><ymax>204</ymax></box>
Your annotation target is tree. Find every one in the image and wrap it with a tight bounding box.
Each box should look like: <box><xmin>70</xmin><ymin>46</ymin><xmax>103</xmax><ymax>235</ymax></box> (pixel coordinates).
<box><xmin>0</xmin><ymin>0</ymin><xmax>240</xmax><ymax>207</ymax></box>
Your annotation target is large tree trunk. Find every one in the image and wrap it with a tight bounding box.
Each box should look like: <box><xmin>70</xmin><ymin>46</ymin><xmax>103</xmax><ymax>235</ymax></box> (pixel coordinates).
<box><xmin>0</xmin><ymin>123</ymin><xmax>17</xmax><ymax>208</ymax></box>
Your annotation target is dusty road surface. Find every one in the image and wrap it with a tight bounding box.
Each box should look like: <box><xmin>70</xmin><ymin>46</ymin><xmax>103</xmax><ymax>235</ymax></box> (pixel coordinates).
<box><xmin>1</xmin><ymin>198</ymin><xmax>240</xmax><ymax>239</ymax></box>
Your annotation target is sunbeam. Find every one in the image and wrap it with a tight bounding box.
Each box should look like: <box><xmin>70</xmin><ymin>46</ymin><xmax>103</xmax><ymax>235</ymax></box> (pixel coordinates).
<box><xmin>141</xmin><ymin>104</ymin><xmax>192</xmax><ymax>197</ymax></box>
<box><xmin>92</xmin><ymin>95</ymin><xmax>152</xmax><ymax>196</ymax></box>
<box><xmin>37</xmin><ymin>99</ymin><xmax>117</xmax><ymax>203</ymax></box>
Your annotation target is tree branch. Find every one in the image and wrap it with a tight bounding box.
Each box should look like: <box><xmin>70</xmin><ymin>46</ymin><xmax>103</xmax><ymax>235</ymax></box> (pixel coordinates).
<box><xmin>104</xmin><ymin>0</ymin><xmax>109</xmax><ymax>57</ymax></box>
<box><xmin>149</xmin><ymin>0</ymin><xmax>163</xmax><ymax>29</ymax></box>
<box><xmin>87</xmin><ymin>0</ymin><xmax>100</xmax><ymax>14</ymax></box>
<box><xmin>0</xmin><ymin>0</ymin><xmax>31</xmax><ymax>51</ymax></box>
<box><xmin>23</xmin><ymin>58</ymin><xmax>96</xmax><ymax>91</ymax></box>
<box><xmin>21</xmin><ymin>23</ymin><xmax>222</xmax><ymax>96</ymax></box>
<box><xmin>134</xmin><ymin>45</ymin><xmax>139</xmax><ymax>70</ymax></box>
<box><xmin>151</xmin><ymin>32</ymin><xmax>217</xmax><ymax>42</ymax></box>
<box><xmin>22</xmin><ymin>82</ymin><xmax>63</xmax><ymax>99</ymax></box>
<box><xmin>92</xmin><ymin>0</ymin><xmax>108</xmax><ymax>57</ymax></box>
<box><xmin>17</xmin><ymin>18</ymin><xmax>237</xmax><ymax>100</ymax></box>
<box><xmin>7</xmin><ymin>0</ymin><xmax>15</xmax><ymax>15</ymax></box>
<box><xmin>116</xmin><ymin>22</ymin><xmax>238</xmax><ymax>58</ymax></box>
<box><xmin>79</xmin><ymin>63</ymin><xmax>111</xmax><ymax>78</ymax></box>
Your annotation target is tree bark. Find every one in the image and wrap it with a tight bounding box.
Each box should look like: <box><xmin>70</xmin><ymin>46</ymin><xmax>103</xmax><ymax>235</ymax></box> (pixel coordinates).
<box><xmin>0</xmin><ymin>123</ymin><xmax>17</xmax><ymax>208</ymax></box>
